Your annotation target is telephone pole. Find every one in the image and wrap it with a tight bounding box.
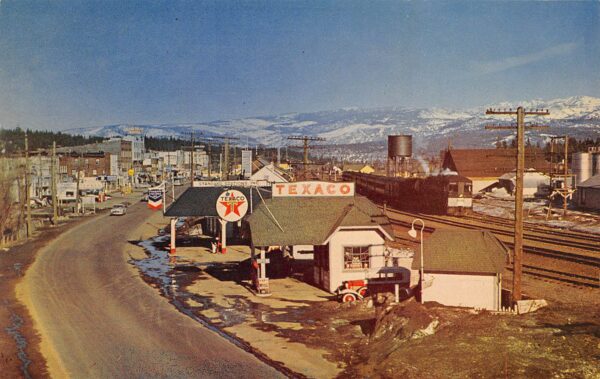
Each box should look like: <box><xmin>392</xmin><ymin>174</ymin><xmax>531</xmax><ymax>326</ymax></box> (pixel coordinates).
<box><xmin>486</xmin><ymin>107</ymin><xmax>549</xmax><ymax>304</ymax></box>
<box><xmin>204</xmin><ymin>136</ymin><xmax>239</xmax><ymax>180</ymax></box>
<box><xmin>76</xmin><ymin>153</ymin><xmax>81</xmax><ymax>214</ymax></box>
<box><xmin>25</xmin><ymin>133</ymin><xmax>32</xmax><ymax>238</ymax></box>
<box><xmin>190</xmin><ymin>132</ymin><xmax>194</xmax><ymax>187</ymax></box>
<box><xmin>207</xmin><ymin>141</ymin><xmax>212</xmax><ymax>178</ymax></box>
<box><xmin>52</xmin><ymin>141</ymin><xmax>58</xmax><ymax>224</ymax></box>
<box><xmin>287</xmin><ymin>136</ymin><xmax>326</xmax><ymax>179</ymax></box>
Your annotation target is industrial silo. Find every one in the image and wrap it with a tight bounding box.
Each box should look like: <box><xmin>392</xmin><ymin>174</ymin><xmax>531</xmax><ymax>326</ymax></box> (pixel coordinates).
<box><xmin>387</xmin><ymin>135</ymin><xmax>412</xmax><ymax>177</ymax></box>
<box><xmin>572</xmin><ymin>152</ymin><xmax>592</xmax><ymax>185</ymax></box>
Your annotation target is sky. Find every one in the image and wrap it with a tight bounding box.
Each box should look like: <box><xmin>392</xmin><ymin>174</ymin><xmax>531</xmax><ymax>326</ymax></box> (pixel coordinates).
<box><xmin>0</xmin><ymin>0</ymin><xmax>599</xmax><ymax>131</ymax></box>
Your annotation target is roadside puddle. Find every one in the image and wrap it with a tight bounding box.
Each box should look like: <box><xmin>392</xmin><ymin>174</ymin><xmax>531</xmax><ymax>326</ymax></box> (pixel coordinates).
<box><xmin>131</xmin><ymin>236</ymin><xmax>303</xmax><ymax>379</ymax></box>
<box><xmin>5</xmin><ymin>312</ymin><xmax>32</xmax><ymax>379</ymax></box>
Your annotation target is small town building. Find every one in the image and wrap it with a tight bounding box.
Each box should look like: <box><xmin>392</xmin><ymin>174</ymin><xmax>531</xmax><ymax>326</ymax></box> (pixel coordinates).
<box><xmin>441</xmin><ymin>148</ymin><xmax>550</xmax><ymax>193</ymax></box>
<box><xmin>250</xmin><ymin>162</ymin><xmax>290</xmax><ymax>185</ymax></box>
<box><xmin>247</xmin><ymin>182</ymin><xmax>395</xmax><ymax>294</ymax></box>
<box><xmin>574</xmin><ymin>174</ymin><xmax>600</xmax><ymax>211</ymax></box>
<box><xmin>58</xmin><ymin>151</ymin><xmax>112</xmax><ymax>179</ymax></box>
<box><xmin>498</xmin><ymin>169</ymin><xmax>550</xmax><ymax>198</ymax></box>
<box><xmin>411</xmin><ymin>230</ymin><xmax>508</xmax><ymax>311</ymax></box>
<box><xmin>343</xmin><ymin>163</ymin><xmax>375</xmax><ymax>174</ymax></box>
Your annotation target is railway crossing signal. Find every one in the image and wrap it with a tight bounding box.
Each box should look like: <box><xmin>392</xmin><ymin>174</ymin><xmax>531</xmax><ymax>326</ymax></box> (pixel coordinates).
<box><xmin>485</xmin><ymin>107</ymin><xmax>549</xmax><ymax>305</ymax></box>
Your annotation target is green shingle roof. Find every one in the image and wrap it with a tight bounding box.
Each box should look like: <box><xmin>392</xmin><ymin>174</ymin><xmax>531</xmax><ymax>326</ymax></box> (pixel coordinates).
<box><xmin>247</xmin><ymin>195</ymin><xmax>393</xmax><ymax>247</ymax></box>
<box><xmin>411</xmin><ymin>230</ymin><xmax>508</xmax><ymax>274</ymax></box>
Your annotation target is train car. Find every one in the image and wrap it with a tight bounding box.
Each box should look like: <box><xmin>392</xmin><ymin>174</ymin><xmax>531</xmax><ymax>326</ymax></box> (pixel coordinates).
<box><xmin>342</xmin><ymin>171</ymin><xmax>472</xmax><ymax>216</ymax></box>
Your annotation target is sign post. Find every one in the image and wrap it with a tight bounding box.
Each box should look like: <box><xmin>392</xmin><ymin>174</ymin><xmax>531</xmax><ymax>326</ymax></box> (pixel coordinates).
<box><xmin>148</xmin><ymin>186</ymin><xmax>163</xmax><ymax>210</ymax></box>
<box><xmin>170</xmin><ymin>218</ymin><xmax>177</xmax><ymax>255</ymax></box>
<box><xmin>215</xmin><ymin>189</ymin><xmax>248</xmax><ymax>254</ymax></box>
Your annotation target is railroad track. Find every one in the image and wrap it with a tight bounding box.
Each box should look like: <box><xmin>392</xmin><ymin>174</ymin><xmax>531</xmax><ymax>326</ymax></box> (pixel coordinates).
<box><xmin>387</xmin><ymin>208</ymin><xmax>600</xmax><ymax>258</ymax></box>
<box><xmin>463</xmin><ymin>212</ymin><xmax>600</xmax><ymax>244</ymax></box>
<box><xmin>389</xmin><ymin>217</ymin><xmax>599</xmax><ymax>267</ymax></box>
<box><xmin>512</xmin><ymin>265</ymin><xmax>599</xmax><ymax>288</ymax></box>
<box><xmin>386</xmin><ymin>208</ymin><xmax>600</xmax><ymax>288</ymax></box>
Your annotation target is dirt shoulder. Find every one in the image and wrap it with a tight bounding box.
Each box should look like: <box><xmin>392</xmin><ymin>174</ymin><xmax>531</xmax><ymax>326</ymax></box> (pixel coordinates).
<box><xmin>133</xmin><ymin>227</ymin><xmax>599</xmax><ymax>378</ymax></box>
<box><xmin>0</xmin><ymin>192</ymin><xmax>141</xmax><ymax>378</ymax></box>
<box><xmin>0</xmin><ymin>217</ymin><xmax>95</xmax><ymax>378</ymax></box>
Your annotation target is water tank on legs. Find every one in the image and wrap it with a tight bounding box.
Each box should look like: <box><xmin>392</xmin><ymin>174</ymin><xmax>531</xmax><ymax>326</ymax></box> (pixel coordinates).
<box><xmin>388</xmin><ymin>135</ymin><xmax>412</xmax><ymax>158</ymax></box>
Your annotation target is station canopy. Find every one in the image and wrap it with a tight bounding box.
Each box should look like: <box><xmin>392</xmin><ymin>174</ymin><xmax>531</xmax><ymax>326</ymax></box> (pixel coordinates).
<box><xmin>247</xmin><ymin>195</ymin><xmax>394</xmax><ymax>247</ymax></box>
<box><xmin>165</xmin><ymin>186</ymin><xmax>271</xmax><ymax>217</ymax></box>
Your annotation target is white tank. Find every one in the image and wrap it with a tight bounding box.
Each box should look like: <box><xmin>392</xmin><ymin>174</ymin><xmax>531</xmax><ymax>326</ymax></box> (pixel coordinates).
<box><xmin>594</xmin><ymin>154</ymin><xmax>600</xmax><ymax>176</ymax></box>
<box><xmin>572</xmin><ymin>152</ymin><xmax>592</xmax><ymax>185</ymax></box>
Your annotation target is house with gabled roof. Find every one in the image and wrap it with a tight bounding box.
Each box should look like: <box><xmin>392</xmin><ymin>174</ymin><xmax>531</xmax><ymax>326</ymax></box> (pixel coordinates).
<box><xmin>250</xmin><ymin>162</ymin><xmax>291</xmax><ymax>185</ymax></box>
<box><xmin>247</xmin><ymin>191</ymin><xmax>395</xmax><ymax>294</ymax></box>
<box><xmin>441</xmin><ymin>148</ymin><xmax>550</xmax><ymax>193</ymax></box>
<box><xmin>411</xmin><ymin>229</ymin><xmax>509</xmax><ymax>311</ymax></box>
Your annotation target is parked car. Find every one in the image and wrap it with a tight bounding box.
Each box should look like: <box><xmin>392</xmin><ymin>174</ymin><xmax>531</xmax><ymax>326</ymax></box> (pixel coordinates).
<box><xmin>110</xmin><ymin>204</ymin><xmax>127</xmax><ymax>216</ymax></box>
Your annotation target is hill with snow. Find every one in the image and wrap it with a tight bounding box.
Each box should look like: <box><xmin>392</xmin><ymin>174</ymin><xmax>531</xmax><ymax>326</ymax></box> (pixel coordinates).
<box><xmin>66</xmin><ymin>96</ymin><xmax>600</xmax><ymax>160</ymax></box>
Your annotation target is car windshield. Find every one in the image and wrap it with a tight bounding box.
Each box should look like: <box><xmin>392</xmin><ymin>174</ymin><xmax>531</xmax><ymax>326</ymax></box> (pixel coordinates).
<box><xmin>113</xmin><ymin>204</ymin><xmax>125</xmax><ymax>208</ymax></box>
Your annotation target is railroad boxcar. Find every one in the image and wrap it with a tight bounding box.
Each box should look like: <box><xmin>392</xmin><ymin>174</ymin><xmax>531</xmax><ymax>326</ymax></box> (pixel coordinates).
<box><xmin>342</xmin><ymin>171</ymin><xmax>472</xmax><ymax>215</ymax></box>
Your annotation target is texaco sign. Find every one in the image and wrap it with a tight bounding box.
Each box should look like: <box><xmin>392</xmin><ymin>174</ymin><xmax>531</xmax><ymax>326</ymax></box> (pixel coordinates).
<box><xmin>272</xmin><ymin>181</ymin><xmax>355</xmax><ymax>197</ymax></box>
<box><xmin>216</xmin><ymin>190</ymin><xmax>248</xmax><ymax>222</ymax></box>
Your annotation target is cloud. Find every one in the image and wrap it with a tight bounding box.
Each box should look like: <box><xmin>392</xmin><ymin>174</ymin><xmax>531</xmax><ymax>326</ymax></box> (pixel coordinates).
<box><xmin>473</xmin><ymin>42</ymin><xmax>578</xmax><ymax>75</ymax></box>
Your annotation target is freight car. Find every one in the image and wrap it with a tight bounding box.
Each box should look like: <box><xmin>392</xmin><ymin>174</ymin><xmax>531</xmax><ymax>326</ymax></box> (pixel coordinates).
<box><xmin>342</xmin><ymin>171</ymin><xmax>473</xmax><ymax>215</ymax></box>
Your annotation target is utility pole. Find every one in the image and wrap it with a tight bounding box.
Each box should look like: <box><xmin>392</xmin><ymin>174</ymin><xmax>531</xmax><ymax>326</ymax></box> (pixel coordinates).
<box><xmin>287</xmin><ymin>136</ymin><xmax>326</xmax><ymax>180</ymax></box>
<box><xmin>563</xmin><ymin>137</ymin><xmax>569</xmax><ymax>216</ymax></box>
<box><xmin>486</xmin><ymin>107</ymin><xmax>549</xmax><ymax>304</ymax></box>
<box><xmin>52</xmin><ymin>141</ymin><xmax>58</xmax><ymax>223</ymax></box>
<box><xmin>208</xmin><ymin>142</ymin><xmax>212</xmax><ymax>178</ymax></box>
<box><xmin>202</xmin><ymin>136</ymin><xmax>239</xmax><ymax>180</ymax></box>
<box><xmin>76</xmin><ymin>153</ymin><xmax>81</xmax><ymax>214</ymax></box>
<box><xmin>224</xmin><ymin>139</ymin><xmax>229</xmax><ymax>180</ymax></box>
<box><xmin>190</xmin><ymin>132</ymin><xmax>194</xmax><ymax>187</ymax></box>
<box><xmin>25</xmin><ymin>133</ymin><xmax>32</xmax><ymax>238</ymax></box>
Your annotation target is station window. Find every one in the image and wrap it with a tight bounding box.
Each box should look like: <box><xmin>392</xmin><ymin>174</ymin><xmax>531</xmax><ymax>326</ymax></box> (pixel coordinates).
<box><xmin>344</xmin><ymin>246</ymin><xmax>370</xmax><ymax>269</ymax></box>
<box><xmin>96</xmin><ymin>159</ymin><xmax>100</xmax><ymax>165</ymax></box>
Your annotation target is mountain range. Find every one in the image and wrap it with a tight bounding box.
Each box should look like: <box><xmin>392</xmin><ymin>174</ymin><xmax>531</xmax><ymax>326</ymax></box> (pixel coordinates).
<box><xmin>66</xmin><ymin>96</ymin><xmax>600</xmax><ymax>160</ymax></box>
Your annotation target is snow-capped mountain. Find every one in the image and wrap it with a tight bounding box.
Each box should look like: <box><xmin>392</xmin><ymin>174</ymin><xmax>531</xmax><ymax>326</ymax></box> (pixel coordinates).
<box><xmin>66</xmin><ymin>96</ymin><xmax>600</xmax><ymax>160</ymax></box>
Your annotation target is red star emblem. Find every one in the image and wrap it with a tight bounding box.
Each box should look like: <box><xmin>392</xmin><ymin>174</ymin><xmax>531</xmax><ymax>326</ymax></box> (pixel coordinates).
<box><xmin>219</xmin><ymin>194</ymin><xmax>245</xmax><ymax>217</ymax></box>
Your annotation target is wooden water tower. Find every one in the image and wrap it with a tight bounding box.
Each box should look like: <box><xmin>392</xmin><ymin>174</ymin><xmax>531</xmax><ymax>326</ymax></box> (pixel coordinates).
<box><xmin>387</xmin><ymin>135</ymin><xmax>412</xmax><ymax>177</ymax></box>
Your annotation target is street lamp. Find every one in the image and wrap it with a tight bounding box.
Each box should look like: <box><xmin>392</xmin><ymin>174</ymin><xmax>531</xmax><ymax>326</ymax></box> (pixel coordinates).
<box><xmin>408</xmin><ymin>218</ymin><xmax>425</xmax><ymax>304</ymax></box>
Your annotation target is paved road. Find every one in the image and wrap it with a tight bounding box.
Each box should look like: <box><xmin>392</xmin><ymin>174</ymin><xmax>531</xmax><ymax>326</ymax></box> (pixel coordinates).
<box><xmin>23</xmin><ymin>201</ymin><xmax>284</xmax><ymax>378</ymax></box>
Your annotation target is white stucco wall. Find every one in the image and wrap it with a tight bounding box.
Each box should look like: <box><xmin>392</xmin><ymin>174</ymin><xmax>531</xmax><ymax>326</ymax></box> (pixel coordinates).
<box><xmin>423</xmin><ymin>272</ymin><xmax>501</xmax><ymax>311</ymax></box>
<box><xmin>326</xmin><ymin>229</ymin><xmax>386</xmax><ymax>293</ymax></box>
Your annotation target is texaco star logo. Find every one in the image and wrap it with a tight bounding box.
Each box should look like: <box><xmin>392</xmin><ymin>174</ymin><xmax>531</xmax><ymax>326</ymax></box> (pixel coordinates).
<box><xmin>216</xmin><ymin>189</ymin><xmax>248</xmax><ymax>222</ymax></box>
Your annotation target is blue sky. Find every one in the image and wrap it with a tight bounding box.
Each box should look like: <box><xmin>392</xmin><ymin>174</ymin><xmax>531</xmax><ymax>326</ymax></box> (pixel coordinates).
<box><xmin>0</xmin><ymin>0</ymin><xmax>599</xmax><ymax>131</ymax></box>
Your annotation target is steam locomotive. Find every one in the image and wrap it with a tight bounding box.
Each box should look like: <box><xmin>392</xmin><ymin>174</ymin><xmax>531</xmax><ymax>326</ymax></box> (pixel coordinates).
<box><xmin>342</xmin><ymin>171</ymin><xmax>473</xmax><ymax>216</ymax></box>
